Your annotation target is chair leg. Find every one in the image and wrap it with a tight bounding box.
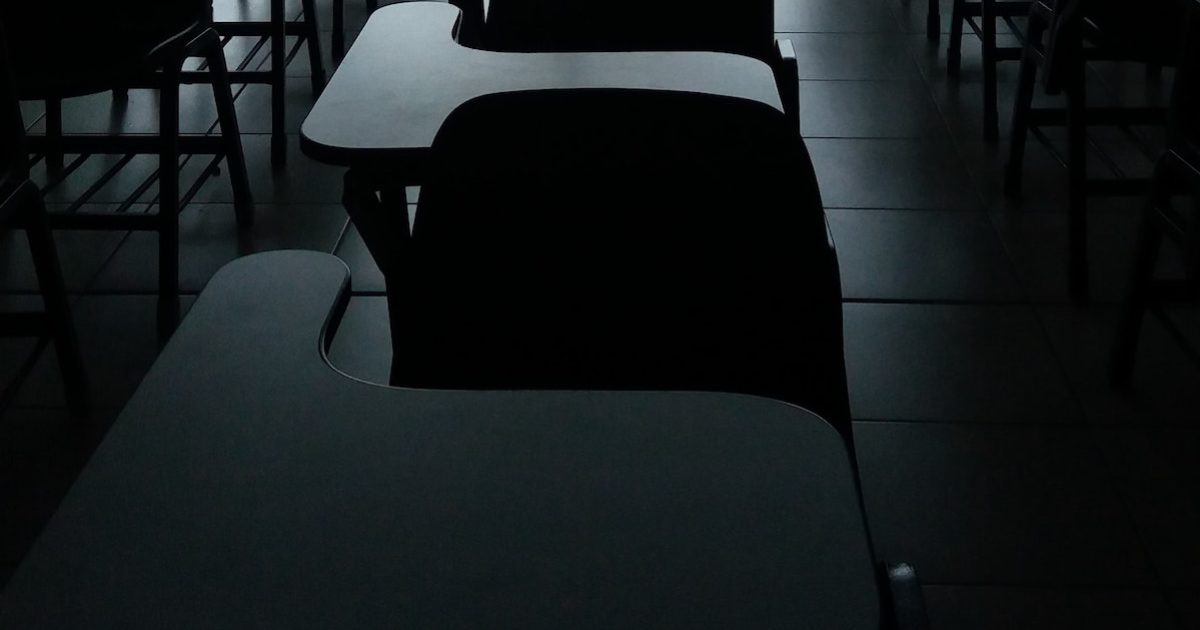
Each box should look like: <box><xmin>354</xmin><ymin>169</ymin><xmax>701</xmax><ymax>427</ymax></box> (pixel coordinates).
<box><xmin>333</xmin><ymin>0</ymin><xmax>346</xmax><ymax>64</ymax></box>
<box><xmin>22</xmin><ymin>195</ymin><xmax>89</xmax><ymax>417</ymax></box>
<box><xmin>302</xmin><ymin>0</ymin><xmax>327</xmax><ymax>95</ymax></box>
<box><xmin>947</xmin><ymin>0</ymin><xmax>965</xmax><ymax>78</ymax></box>
<box><xmin>927</xmin><ymin>0</ymin><xmax>941</xmax><ymax>41</ymax></box>
<box><xmin>981</xmin><ymin>0</ymin><xmax>999</xmax><ymax>142</ymax></box>
<box><xmin>1004</xmin><ymin>19</ymin><xmax>1043</xmax><ymax>198</ymax></box>
<box><xmin>206</xmin><ymin>38</ymin><xmax>255</xmax><ymax>228</ymax></box>
<box><xmin>270</xmin><ymin>0</ymin><xmax>288</xmax><ymax>167</ymax></box>
<box><xmin>44</xmin><ymin>98</ymin><xmax>64</xmax><ymax>173</ymax></box>
<box><xmin>1065</xmin><ymin>69</ymin><xmax>1089</xmax><ymax>303</ymax></box>
<box><xmin>1110</xmin><ymin>191</ymin><xmax>1165</xmax><ymax>387</ymax></box>
<box><xmin>158</xmin><ymin>67</ymin><xmax>182</xmax><ymax>338</ymax></box>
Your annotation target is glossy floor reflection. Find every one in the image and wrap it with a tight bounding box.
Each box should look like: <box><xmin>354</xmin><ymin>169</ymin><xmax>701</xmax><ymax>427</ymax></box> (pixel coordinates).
<box><xmin>0</xmin><ymin>0</ymin><xmax>1197</xmax><ymax>626</ymax></box>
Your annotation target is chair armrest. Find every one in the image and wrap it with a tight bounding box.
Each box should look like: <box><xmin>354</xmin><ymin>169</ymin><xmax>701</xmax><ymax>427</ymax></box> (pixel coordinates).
<box><xmin>774</xmin><ymin>38</ymin><xmax>800</xmax><ymax>133</ymax></box>
<box><xmin>880</xmin><ymin>563</ymin><xmax>930</xmax><ymax>630</ymax></box>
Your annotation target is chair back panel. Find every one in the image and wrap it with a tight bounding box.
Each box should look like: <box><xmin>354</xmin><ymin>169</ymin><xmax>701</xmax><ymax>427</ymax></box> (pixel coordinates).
<box><xmin>480</xmin><ymin>0</ymin><xmax>774</xmax><ymax>61</ymax></box>
<box><xmin>397</xmin><ymin>89</ymin><xmax>851</xmax><ymax>438</ymax></box>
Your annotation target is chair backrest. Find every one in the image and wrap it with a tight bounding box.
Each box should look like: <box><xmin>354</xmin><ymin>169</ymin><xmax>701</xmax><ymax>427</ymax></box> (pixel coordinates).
<box><xmin>478</xmin><ymin>0</ymin><xmax>775</xmax><ymax>61</ymax></box>
<box><xmin>392</xmin><ymin>89</ymin><xmax>852</xmax><ymax>441</ymax></box>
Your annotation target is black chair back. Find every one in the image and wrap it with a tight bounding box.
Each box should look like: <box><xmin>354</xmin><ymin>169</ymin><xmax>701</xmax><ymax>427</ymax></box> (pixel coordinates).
<box><xmin>394</xmin><ymin>89</ymin><xmax>852</xmax><ymax>440</ymax></box>
<box><xmin>480</xmin><ymin>0</ymin><xmax>774</xmax><ymax>61</ymax></box>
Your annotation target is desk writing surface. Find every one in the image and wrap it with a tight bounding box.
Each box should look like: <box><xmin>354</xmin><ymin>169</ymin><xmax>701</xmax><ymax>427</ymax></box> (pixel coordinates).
<box><xmin>0</xmin><ymin>252</ymin><xmax>878</xmax><ymax>629</ymax></box>
<box><xmin>300</xmin><ymin>2</ymin><xmax>784</xmax><ymax>166</ymax></box>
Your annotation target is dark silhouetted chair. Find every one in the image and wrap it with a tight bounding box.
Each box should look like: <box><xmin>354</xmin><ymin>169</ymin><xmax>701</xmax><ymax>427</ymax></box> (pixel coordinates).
<box><xmin>0</xmin><ymin>1</ymin><xmax>253</xmax><ymax>330</ymax></box>
<box><xmin>1005</xmin><ymin>0</ymin><xmax>1186</xmax><ymax>301</ymax></box>
<box><xmin>214</xmin><ymin>0</ymin><xmax>326</xmax><ymax>165</ymax></box>
<box><xmin>1111</xmin><ymin>0</ymin><xmax>1200</xmax><ymax>385</ymax></box>
<box><xmin>375</xmin><ymin>90</ymin><xmax>850</xmax><ymax>442</ymax></box>
<box><xmin>0</xmin><ymin>27</ymin><xmax>89</xmax><ymax>416</ymax></box>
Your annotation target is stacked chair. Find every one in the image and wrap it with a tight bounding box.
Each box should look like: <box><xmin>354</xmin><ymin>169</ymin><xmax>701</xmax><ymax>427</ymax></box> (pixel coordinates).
<box><xmin>0</xmin><ymin>27</ymin><xmax>89</xmax><ymax>416</ymax></box>
<box><xmin>1002</xmin><ymin>0</ymin><xmax>1186</xmax><ymax>300</ymax></box>
<box><xmin>214</xmin><ymin>0</ymin><xmax>326</xmax><ymax>165</ymax></box>
<box><xmin>1111</xmin><ymin>0</ymin><xmax>1200</xmax><ymax>384</ymax></box>
<box><xmin>0</xmin><ymin>0</ymin><xmax>254</xmax><ymax>331</ymax></box>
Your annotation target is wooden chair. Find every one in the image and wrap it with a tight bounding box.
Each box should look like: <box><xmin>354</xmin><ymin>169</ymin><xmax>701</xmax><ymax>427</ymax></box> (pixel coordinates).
<box><xmin>1004</xmin><ymin>0</ymin><xmax>1185</xmax><ymax>301</ymax></box>
<box><xmin>0</xmin><ymin>29</ymin><xmax>89</xmax><ymax>416</ymax></box>
<box><xmin>0</xmin><ymin>1</ymin><xmax>254</xmax><ymax>333</ymax></box>
<box><xmin>376</xmin><ymin>90</ymin><xmax>851</xmax><ymax>443</ymax></box>
<box><xmin>939</xmin><ymin>0</ymin><xmax>1033</xmax><ymax>141</ymax></box>
<box><xmin>214</xmin><ymin>0</ymin><xmax>326</xmax><ymax>165</ymax></box>
<box><xmin>1111</xmin><ymin>0</ymin><xmax>1200</xmax><ymax>385</ymax></box>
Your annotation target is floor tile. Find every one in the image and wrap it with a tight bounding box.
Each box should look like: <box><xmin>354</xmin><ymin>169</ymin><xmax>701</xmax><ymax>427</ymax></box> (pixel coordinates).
<box><xmin>1112</xmin><ymin>479</ymin><xmax>1200</xmax><ymax>588</ymax></box>
<box><xmin>0</xmin><ymin>225</ymin><xmax>127</xmax><ymax>293</ymax></box>
<box><xmin>88</xmin><ymin>203</ymin><xmax>346</xmax><ymax>293</ymax></box>
<box><xmin>1091</xmin><ymin>420</ymin><xmax>1200</xmax><ymax>587</ymax></box>
<box><xmin>799</xmin><ymin>80</ymin><xmax>943</xmax><ymax>138</ymax></box>
<box><xmin>806</xmin><ymin>137</ymin><xmax>981</xmax><ymax>209</ymax></box>
<box><xmin>11</xmin><ymin>295</ymin><xmax>195</xmax><ymax>410</ymax></box>
<box><xmin>889</xmin><ymin>0</ymin><xmax>954</xmax><ymax>35</ymax></box>
<box><xmin>0</xmin><ymin>338</ymin><xmax>39</xmax><ymax>401</ymax></box>
<box><xmin>828</xmin><ymin>208</ymin><xmax>1021</xmax><ymax>301</ymax></box>
<box><xmin>910</xmin><ymin>31</ymin><xmax>1025</xmax><ymax>85</ymax></box>
<box><xmin>923</xmin><ymin>585</ymin><xmax>1179</xmax><ymax>630</ymax></box>
<box><xmin>51</xmin><ymin>86</ymin><xmax>220</xmax><ymax>136</ymax></box>
<box><xmin>194</xmin><ymin>134</ymin><xmax>347</xmax><ymax>205</ymax></box>
<box><xmin>991</xmin><ymin>205</ymin><xmax>1155</xmax><ymax>305</ymax></box>
<box><xmin>0</xmin><ymin>407</ymin><xmax>104</xmax><ymax>590</ymax></box>
<box><xmin>1037</xmin><ymin>306</ymin><xmax>1200</xmax><ymax>425</ymax></box>
<box><xmin>34</xmin><ymin>153</ymin><xmax>163</xmax><ymax>206</ymax></box>
<box><xmin>326</xmin><ymin>295</ymin><xmax>391</xmax><ymax>384</ymax></box>
<box><xmin>232</xmin><ymin>80</ymin><xmax>322</xmax><ymax>135</ymax></box>
<box><xmin>855</xmin><ymin>421</ymin><xmax>1156</xmax><ymax>585</ymax></box>
<box><xmin>1173</xmin><ymin>591</ymin><xmax>1200</xmax><ymax>630</ymax></box>
<box><xmin>333</xmin><ymin>222</ymin><xmax>387</xmax><ymax>293</ymax></box>
<box><xmin>791</xmin><ymin>33</ymin><xmax>924</xmax><ymax>81</ymax></box>
<box><xmin>775</xmin><ymin>0</ymin><xmax>901</xmax><ymax>33</ymax></box>
<box><xmin>843</xmin><ymin>303</ymin><xmax>1078</xmax><ymax>422</ymax></box>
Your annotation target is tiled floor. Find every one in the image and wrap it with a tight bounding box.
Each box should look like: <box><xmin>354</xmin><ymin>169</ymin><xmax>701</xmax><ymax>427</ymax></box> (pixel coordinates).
<box><xmin>1</xmin><ymin>0</ymin><xmax>1197</xmax><ymax>626</ymax></box>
